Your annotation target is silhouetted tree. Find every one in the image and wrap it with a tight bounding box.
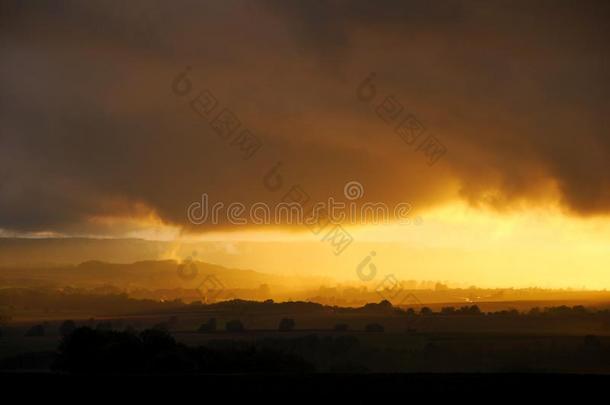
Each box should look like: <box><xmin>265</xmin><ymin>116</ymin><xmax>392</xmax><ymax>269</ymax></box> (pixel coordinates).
<box><xmin>584</xmin><ymin>335</ymin><xmax>601</xmax><ymax>351</ymax></box>
<box><xmin>573</xmin><ymin>305</ymin><xmax>588</xmax><ymax>315</ymax></box>
<box><xmin>330</xmin><ymin>335</ymin><xmax>360</xmax><ymax>356</ymax></box>
<box><xmin>54</xmin><ymin>327</ymin><xmax>145</xmax><ymax>373</ymax></box>
<box><xmin>168</xmin><ymin>316</ymin><xmax>179</xmax><ymax>327</ymax></box>
<box><xmin>0</xmin><ymin>311</ymin><xmax>11</xmax><ymax>327</ymax></box>
<box><xmin>139</xmin><ymin>328</ymin><xmax>176</xmax><ymax>354</ymax></box>
<box><xmin>151</xmin><ymin>322</ymin><xmax>170</xmax><ymax>331</ymax></box>
<box><xmin>334</xmin><ymin>323</ymin><xmax>349</xmax><ymax>332</ymax></box>
<box><xmin>363</xmin><ymin>300</ymin><xmax>394</xmax><ymax>313</ymax></box>
<box><xmin>96</xmin><ymin>321</ymin><xmax>112</xmax><ymax>331</ymax></box>
<box><xmin>59</xmin><ymin>320</ymin><xmax>77</xmax><ymax>337</ymax></box>
<box><xmin>225</xmin><ymin>319</ymin><xmax>245</xmax><ymax>332</ymax></box>
<box><xmin>25</xmin><ymin>324</ymin><xmax>45</xmax><ymax>337</ymax></box>
<box><xmin>468</xmin><ymin>305</ymin><xmax>482</xmax><ymax>315</ymax></box>
<box><xmin>52</xmin><ymin>327</ymin><xmax>315</xmax><ymax>374</ymax></box>
<box><xmin>364</xmin><ymin>323</ymin><xmax>384</xmax><ymax>332</ymax></box>
<box><xmin>379</xmin><ymin>300</ymin><xmax>392</xmax><ymax>308</ymax></box>
<box><xmin>420</xmin><ymin>307</ymin><xmax>433</xmax><ymax>316</ymax></box>
<box><xmin>198</xmin><ymin>318</ymin><xmax>217</xmax><ymax>333</ymax></box>
<box><xmin>278</xmin><ymin>318</ymin><xmax>295</xmax><ymax>331</ymax></box>
<box><xmin>434</xmin><ymin>282</ymin><xmax>449</xmax><ymax>291</ymax></box>
<box><xmin>441</xmin><ymin>307</ymin><xmax>456</xmax><ymax>315</ymax></box>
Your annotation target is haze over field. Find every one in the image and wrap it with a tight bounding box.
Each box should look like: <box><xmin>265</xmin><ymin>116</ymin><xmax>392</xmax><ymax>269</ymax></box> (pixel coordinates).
<box><xmin>2</xmin><ymin>238</ymin><xmax>610</xmax><ymax>312</ymax></box>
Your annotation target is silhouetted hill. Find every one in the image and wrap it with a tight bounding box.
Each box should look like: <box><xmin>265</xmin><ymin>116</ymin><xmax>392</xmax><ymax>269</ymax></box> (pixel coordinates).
<box><xmin>0</xmin><ymin>237</ymin><xmax>166</xmax><ymax>266</ymax></box>
<box><xmin>0</xmin><ymin>259</ymin><xmax>290</xmax><ymax>291</ymax></box>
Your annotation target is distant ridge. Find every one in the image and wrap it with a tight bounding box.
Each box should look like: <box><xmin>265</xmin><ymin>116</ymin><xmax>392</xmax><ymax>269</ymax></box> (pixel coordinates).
<box><xmin>0</xmin><ymin>237</ymin><xmax>167</xmax><ymax>267</ymax></box>
<box><xmin>0</xmin><ymin>258</ymin><xmax>290</xmax><ymax>290</ymax></box>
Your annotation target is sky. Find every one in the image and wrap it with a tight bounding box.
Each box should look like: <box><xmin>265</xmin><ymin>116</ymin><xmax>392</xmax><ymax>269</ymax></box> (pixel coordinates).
<box><xmin>1</xmin><ymin>0</ymin><xmax>610</xmax><ymax>288</ymax></box>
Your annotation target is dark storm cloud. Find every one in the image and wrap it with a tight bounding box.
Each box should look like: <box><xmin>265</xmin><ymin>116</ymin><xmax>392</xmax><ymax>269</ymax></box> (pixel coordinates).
<box><xmin>1</xmin><ymin>0</ymin><xmax>609</xmax><ymax>235</ymax></box>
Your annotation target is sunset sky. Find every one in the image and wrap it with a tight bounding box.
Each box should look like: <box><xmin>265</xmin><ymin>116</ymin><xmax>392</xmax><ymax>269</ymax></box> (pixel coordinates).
<box><xmin>1</xmin><ymin>0</ymin><xmax>610</xmax><ymax>288</ymax></box>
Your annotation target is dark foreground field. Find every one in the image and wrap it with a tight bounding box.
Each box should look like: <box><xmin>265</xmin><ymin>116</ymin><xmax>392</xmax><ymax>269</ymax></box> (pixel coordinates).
<box><xmin>2</xmin><ymin>372</ymin><xmax>609</xmax><ymax>400</ymax></box>
<box><xmin>3</xmin><ymin>300</ymin><xmax>610</xmax><ymax>377</ymax></box>
<box><xmin>3</xmin><ymin>327</ymin><xmax>610</xmax><ymax>374</ymax></box>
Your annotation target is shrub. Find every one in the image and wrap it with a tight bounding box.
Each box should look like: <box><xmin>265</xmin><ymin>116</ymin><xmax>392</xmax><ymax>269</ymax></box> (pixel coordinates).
<box><xmin>225</xmin><ymin>319</ymin><xmax>245</xmax><ymax>332</ymax></box>
<box><xmin>364</xmin><ymin>323</ymin><xmax>384</xmax><ymax>333</ymax></box>
<box><xmin>25</xmin><ymin>324</ymin><xmax>45</xmax><ymax>337</ymax></box>
<box><xmin>334</xmin><ymin>323</ymin><xmax>349</xmax><ymax>332</ymax></box>
<box><xmin>198</xmin><ymin>318</ymin><xmax>217</xmax><ymax>333</ymax></box>
<box><xmin>278</xmin><ymin>318</ymin><xmax>295</xmax><ymax>331</ymax></box>
<box><xmin>59</xmin><ymin>320</ymin><xmax>77</xmax><ymax>337</ymax></box>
